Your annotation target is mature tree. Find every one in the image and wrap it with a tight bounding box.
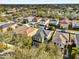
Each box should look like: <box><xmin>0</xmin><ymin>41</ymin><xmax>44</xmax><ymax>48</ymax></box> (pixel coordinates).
<box><xmin>25</xmin><ymin>43</ymin><xmax>63</xmax><ymax>59</ymax></box>
<box><xmin>71</xmin><ymin>48</ymin><xmax>79</xmax><ymax>59</ymax></box>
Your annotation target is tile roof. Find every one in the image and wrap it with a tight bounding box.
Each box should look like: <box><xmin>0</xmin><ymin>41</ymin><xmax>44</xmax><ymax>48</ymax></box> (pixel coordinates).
<box><xmin>60</xmin><ymin>18</ymin><xmax>70</xmax><ymax>24</ymax></box>
<box><xmin>13</xmin><ymin>26</ymin><xmax>38</xmax><ymax>37</ymax></box>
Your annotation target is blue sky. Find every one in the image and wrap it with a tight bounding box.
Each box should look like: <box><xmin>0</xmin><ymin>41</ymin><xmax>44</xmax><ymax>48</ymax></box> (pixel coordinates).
<box><xmin>0</xmin><ymin>0</ymin><xmax>79</xmax><ymax>4</ymax></box>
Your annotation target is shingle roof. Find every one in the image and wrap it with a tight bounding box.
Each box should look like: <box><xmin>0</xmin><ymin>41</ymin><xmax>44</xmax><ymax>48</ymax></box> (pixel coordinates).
<box><xmin>38</xmin><ymin>29</ymin><xmax>45</xmax><ymax>41</ymax></box>
<box><xmin>53</xmin><ymin>32</ymin><xmax>68</xmax><ymax>45</ymax></box>
<box><xmin>38</xmin><ymin>29</ymin><xmax>53</xmax><ymax>40</ymax></box>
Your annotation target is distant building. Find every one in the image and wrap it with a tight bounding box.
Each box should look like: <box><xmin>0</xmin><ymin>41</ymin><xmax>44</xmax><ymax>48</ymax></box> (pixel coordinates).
<box><xmin>6</xmin><ymin>8</ymin><xmax>17</xmax><ymax>14</ymax></box>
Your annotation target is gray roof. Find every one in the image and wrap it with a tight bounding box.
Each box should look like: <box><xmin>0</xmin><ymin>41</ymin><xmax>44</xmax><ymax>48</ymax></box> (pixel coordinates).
<box><xmin>38</xmin><ymin>29</ymin><xmax>45</xmax><ymax>40</ymax></box>
<box><xmin>38</xmin><ymin>29</ymin><xmax>53</xmax><ymax>40</ymax></box>
<box><xmin>43</xmin><ymin>30</ymin><xmax>51</xmax><ymax>37</ymax></box>
<box><xmin>32</xmin><ymin>29</ymin><xmax>45</xmax><ymax>42</ymax></box>
<box><xmin>33</xmin><ymin>29</ymin><xmax>53</xmax><ymax>43</ymax></box>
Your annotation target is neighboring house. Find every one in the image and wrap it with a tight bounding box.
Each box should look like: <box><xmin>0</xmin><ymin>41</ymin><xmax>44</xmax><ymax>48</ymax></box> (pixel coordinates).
<box><xmin>33</xmin><ymin>29</ymin><xmax>53</xmax><ymax>42</ymax></box>
<box><xmin>38</xmin><ymin>18</ymin><xmax>50</xmax><ymax>29</ymax></box>
<box><xmin>32</xmin><ymin>29</ymin><xmax>53</xmax><ymax>47</ymax></box>
<box><xmin>0</xmin><ymin>21</ymin><xmax>17</xmax><ymax>32</ymax></box>
<box><xmin>53</xmin><ymin>32</ymin><xmax>69</xmax><ymax>48</ymax></box>
<box><xmin>24</xmin><ymin>17</ymin><xmax>40</xmax><ymax>27</ymax></box>
<box><xmin>72</xmin><ymin>20</ymin><xmax>79</xmax><ymax>29</ymax></box>
<box><xmin>38</xmin><ymin>18</ymin><xmax>49</xmax><ymax>26</ymax></box>
<box><xmin>60</xmin><ymin>18</ymin><xmax>70</xmax><ymax>29</ymax></box>
<box><xmin>13</xmin><ymin>26</ymin><xmax>38</xmax><ymax>37</ymax></box>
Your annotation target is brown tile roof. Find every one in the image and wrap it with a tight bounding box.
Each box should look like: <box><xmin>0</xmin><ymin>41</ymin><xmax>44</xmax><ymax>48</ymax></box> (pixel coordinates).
<box><xmin>13</xmin><ymin>26</ymin><xmax>38</xmax><ymax>37</ymax></box>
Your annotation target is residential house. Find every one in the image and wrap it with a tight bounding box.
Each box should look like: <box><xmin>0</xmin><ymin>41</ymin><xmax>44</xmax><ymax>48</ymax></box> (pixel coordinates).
<box><xmin>23</xmin><ymin>16</ymin><xmax>42</xmax><ymax>28</ymax></box>
<box><xmin>22</xmin><ymin>16</ymin><xmax>37</xmax><ymax>23</ymax></box>
<box><xmin>38</xmin><ymin>18</ymin><xmax>49</xmax><ymax>26</ymax></box>
<box><xmin>38</xmin><ymin>18</ymin><xmax>50</xmax><ymax>29</ymax></box>
<box><xmin>72</xmin><ymin>20</ymin><xmax>79</xmax><ymax>29</ymax></box>
<box><xmin>13</xmin><ymin>26</ymin><xmax>38</xmax><ymax>37</ymax></box>
<box><xmin>53</xmin><ymin>32</ymin><xmax>69</xmax><ymax>48</ymax></box>
<box><xmin>32</xmin><ymin>29</ymin><xmax>53</xmax><ymax>47</ymax></box>
<box><xmin>60</xmin><ymin>18</ymin><xmax>70</xmax><ymax>29</ymax></box>
<box><xmin>0</xmin><ymin>21</ymin><xmax>17</xmax><ymax>32</ymax></box>
<box><xmin>25</xmin><ymin>17</ymin><xmax>50</xmax><ymax>29</ymax></box>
